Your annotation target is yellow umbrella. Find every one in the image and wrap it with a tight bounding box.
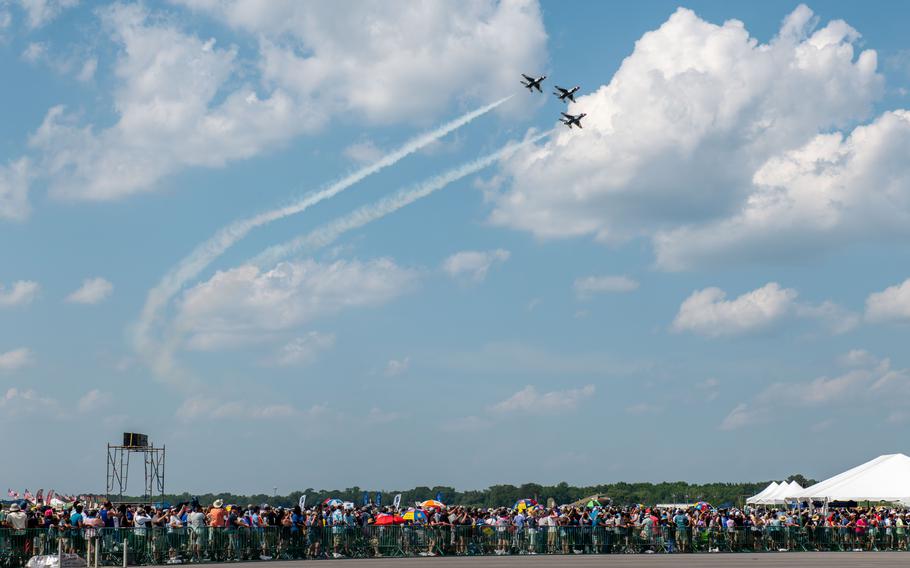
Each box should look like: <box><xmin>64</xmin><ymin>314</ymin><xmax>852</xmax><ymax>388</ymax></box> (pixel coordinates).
<box><xmin>420</xmin><ymin>500</ymin><xmax>445</xmax><ymax>509</ymax></box>
<box><xmin>402</xmin><ymin>509</ymin><xmax>428</xmax><ymax>522</ymax></box>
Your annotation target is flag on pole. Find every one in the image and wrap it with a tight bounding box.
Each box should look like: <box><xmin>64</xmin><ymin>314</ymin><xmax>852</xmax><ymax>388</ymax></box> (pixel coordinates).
<box><xmin>36</xmin><ymin>489</ymin><xmax>44</xmax><ymax>503</ymax></box>
<box><xmin>47</xmin><ymin>490</ymin><xmax>55</xmax><ymax>503</ymax></box>
<box><xmin>24</xmin><ymin>489</ymin><xmax>33</xmax><ymax>502</ymax></box>
<box><xmin>375</xmin><ymin>492</ymin><xmax>382</xmax><ymax>507</ymax></box>
<box><xmin>298</xmin><ymin>495</ymin><xmax>307</xmax><ymax>510</ymax></box>
<box><xmin>393</xmin><ymin>494</ymin><xmax>402</xmax><ymax>510</ymax></box>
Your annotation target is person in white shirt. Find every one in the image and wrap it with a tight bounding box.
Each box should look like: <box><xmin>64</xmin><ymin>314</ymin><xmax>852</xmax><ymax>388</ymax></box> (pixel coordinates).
<box><xmin>186</xmin><ymin>505</ymin><xmax>207</xmax><ymax>560</ymax></box>
<box><xmin>134</xmin><ymin>508</ymin><xmax>152</xmax><ymax>536</ymax></box>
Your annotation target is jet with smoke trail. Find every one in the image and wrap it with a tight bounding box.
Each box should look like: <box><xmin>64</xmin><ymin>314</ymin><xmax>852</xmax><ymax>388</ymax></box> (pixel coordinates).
<box><xmin>134</xmin><ymin>95</ymin><xmax>514</xmax><ymax>361</ymax></box>
<box><xmin>251</xmin><ymin>129</ymin><xmax>555</xmax><ymax>268</ymax></box>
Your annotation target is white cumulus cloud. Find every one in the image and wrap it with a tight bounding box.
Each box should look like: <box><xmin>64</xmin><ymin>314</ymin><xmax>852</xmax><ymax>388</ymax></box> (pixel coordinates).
<box><xmin>672</xmin><ymin>282</ymin><xmax>798</xmax><ymax>337</ymax></box>
<box><xmin>30</xmin><ymin>1</ymin><xmax>546</xmax><ymax>202</ymax></box>
<box><xmin>574</xmin><ymin>275</ymin><xmax>638</xmax><ymax>299</ymax></box>
<box><xmin>657</xmin><ymin>110</ymin><xmax>910</xmax><ymax>269</ymax></box>
<box><xmin>175</xmin><ymin>0</ymin><xmax>547</xmax><ymax>123</ymax></box>
<box><xmin>66</xmin><ymin>277</ymin><xmax>113</xmax><ymax>304</ymax></box>
<box><xmin>442</xmin><ymin>249</ymin><xmax>510</xmax><ymax>283</ymax></box>
<box><xmin>174</xmin><ymin>258</ymin><xmax>417</xmax><ymax>351</ymax></box>
<box><xmin>0</xmin><ymin>280</ymin><xmax>39</xmax><ymax>307</ymax></box>
<box><xmin>673</xmin><ymin>282</ymin><xmax>857</xmax><ymax>337</ymax></box>
<box><xmin>866</xmin><ymin>277</ymin><xmax>910</xmax><ymax>323</ymax></box>
<box><xmin>488</xmin><ymin>5</ymin><xmax>885</xmax><ymax>269</ymax></box>
<box><xmin>0</xmin><ymin>348</ymin><xmax>33</xmax><ymax>372</ymax></box>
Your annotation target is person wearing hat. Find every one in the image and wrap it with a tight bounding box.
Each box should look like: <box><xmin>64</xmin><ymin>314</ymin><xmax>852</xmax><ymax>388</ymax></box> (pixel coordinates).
<box><xmin>6</xmin><ymin>503</ymin><xmax>28</xmax><ymax>557</ymax></box>
<box><xmin>6</xmin><ymin>503</ymin><xmax>27</xmax><ymax>530</ymax></box>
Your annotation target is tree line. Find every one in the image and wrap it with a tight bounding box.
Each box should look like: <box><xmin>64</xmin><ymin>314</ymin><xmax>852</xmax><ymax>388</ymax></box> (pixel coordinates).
<box><xmin>135</xmin><ymin>475</ymin><xmax>815</xmax><ymax>509</ymax></box>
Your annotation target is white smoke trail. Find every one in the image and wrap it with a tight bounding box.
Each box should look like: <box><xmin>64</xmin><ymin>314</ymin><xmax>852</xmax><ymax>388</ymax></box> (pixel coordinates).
<box><xmin>134</xmin><ymin>95</ymin><xmax>513</xmax><ymax>359</ymax></box>
<box><xmin>251</xmin><ymin>129</ymin><xmax>555</xmax><ymax>268</ymax></box>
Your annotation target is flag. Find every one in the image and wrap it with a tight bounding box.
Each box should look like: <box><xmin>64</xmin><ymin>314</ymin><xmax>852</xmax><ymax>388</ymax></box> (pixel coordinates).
<box><xmin>7</xmin><ymin>489</ymin><xmax>14</xmax><ymax>497</ymax></box>
<box><xmin>47</xmin><ymin>490</ymin><xmax>55</xmax><ymax>503</ymax></box>
<box><xmin>36</xmin><ymin>489</ymin><xmax>44</xmax><ymax>502</ymax></box>
<box><xmin>362</xmin><ymin>491</ymin><xmax>369</xmax><ymax>506</ymax></box>
<box><xmin>375</xmin><ymin>493</ymin><xmax>382</xmax><ymax>507</ymax></box>
<box><xmin>436</xmin><ymin>491</ymin><xmax>443</xmax><ymax>503</ymax></box>
<box><xmin>24</xmin><ymin>489</ymin><xmax>33</xmax><ymax>502</ymax></box>
<box><xmin>393</xmin><ymin>494</ymin><xmax>402</xmax><ymax>510</ymax></box>
<box><xmin>298</xmin><ymin>495</ymin><xmax>306</xmax><ymax>510</ymax></box>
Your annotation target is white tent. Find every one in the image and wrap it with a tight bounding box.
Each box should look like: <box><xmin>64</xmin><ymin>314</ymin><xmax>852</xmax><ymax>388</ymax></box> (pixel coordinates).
<box><xmin>746</xmin><ymin>482</ymin><xmax>779</xmax><ymax>504</ymax></box>
<box><xmin>792</xmin><ymin>453</ymin><xmax>910</xmax><ymax>502</ymax></box>
<box><xmin>781</xmin><ymin>480</ymin><xmax>803</xmax><ymax>502</ymax></box>
<box><xmin>757</xmin><ymin>480</ymin><xmax>803</xmax><ymax>505</ymax></box>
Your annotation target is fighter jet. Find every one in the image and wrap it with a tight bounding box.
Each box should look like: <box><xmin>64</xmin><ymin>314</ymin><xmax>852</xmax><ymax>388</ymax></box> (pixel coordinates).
<box><xmin>553</xmin><ymin>85</ymin><xmax>580</xmax><ymax>103</ymax></box>
<box><xmin>560</xmin><ymin>112</ymin><xmax>586</xmax><ymax>129</ymax></box>
<box><xmin>521</xmin><ymin>74</ymin><xmax>546</xmax><ymax>93</ymax></box>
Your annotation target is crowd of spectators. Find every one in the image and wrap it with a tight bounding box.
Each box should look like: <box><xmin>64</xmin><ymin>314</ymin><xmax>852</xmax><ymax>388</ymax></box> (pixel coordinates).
<box><xmin>3</xmin><ymin>498</ymin><xmax>910</xmax><ymax>562</ymax></box>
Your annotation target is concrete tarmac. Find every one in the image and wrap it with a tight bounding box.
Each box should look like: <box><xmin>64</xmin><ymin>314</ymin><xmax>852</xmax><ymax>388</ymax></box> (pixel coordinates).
<box><xmin>209</xmin><ymin>553</ymin><xmax>910</xmax><ymax>568</ymax></box>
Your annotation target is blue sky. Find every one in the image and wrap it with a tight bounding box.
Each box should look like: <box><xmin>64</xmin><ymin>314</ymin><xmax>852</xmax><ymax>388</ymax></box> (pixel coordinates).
<box><xmin>2</xmin><ymin>0</ymin><xmax>910</xmax><ymax>496</ymax></box>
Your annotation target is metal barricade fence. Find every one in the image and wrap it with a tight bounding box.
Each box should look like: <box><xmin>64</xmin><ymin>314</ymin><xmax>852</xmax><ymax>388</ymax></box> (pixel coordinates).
<box><xmin>3</xmin><ymin>526</ymin><xmax>910</xmax><ymax>566</ymax></box>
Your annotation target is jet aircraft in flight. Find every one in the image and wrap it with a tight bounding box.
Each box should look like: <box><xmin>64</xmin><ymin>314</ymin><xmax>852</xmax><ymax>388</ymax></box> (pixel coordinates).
<box><xmin>553</xmin><ymin>85</ymin><xmax>580</xmax><ymax>102</ymax></box>
<box><xmin>560</xmin><ymin>112</ymin><xmax>586</xmax><ymax>129</ymax></box>
<box><xmin>521</xmin><ymin>74</ymin><xmax>547</xmax><ymax>92</ymax></box>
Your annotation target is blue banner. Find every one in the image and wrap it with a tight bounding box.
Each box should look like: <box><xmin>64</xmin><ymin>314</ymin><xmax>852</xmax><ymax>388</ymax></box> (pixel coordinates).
<box><xmin>436</xmin><ymin>491</ymin><xmax>443</xmax><ymax>503</ymax></box>
<box><xmin>362</xmin><ymin>491</ymin><xmax>369</xmax><ymax>506</ymax></box>
<box><xmin>375</xmin><ymin>492</ymin><xmax>382</xmax><ymax>507</ymax></box>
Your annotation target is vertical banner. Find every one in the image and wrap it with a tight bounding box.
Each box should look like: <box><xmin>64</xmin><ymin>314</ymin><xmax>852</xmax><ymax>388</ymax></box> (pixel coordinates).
<box><xmin>299</xmin><ymin>495</ymin><xmax>307</xmax><ymax>510</ymax></box>
<box><xmin>393</xmin><ymin>494</ymin><xmax>402</xmax><ymax>510</ymax></box>
<box><xmin>362</xmin><ymin>491</ymin><xmax>369</xmax><ymax>506</ymax></box>
<box><xmin>375</xmin><ymin>493</ymin><xmax>382</xmax><ymax>507</ymax></box>
<box><xmin>435</xmin><ymin>491</ymin><xmax>443</xmax><ymax>503</ymax></box>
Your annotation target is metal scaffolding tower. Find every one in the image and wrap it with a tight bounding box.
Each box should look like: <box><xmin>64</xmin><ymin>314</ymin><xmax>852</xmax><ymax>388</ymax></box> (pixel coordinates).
<box><xmin>106</xmin><ymin>433</ymin><xmax>165</xmax><ymax>501</ymax></box>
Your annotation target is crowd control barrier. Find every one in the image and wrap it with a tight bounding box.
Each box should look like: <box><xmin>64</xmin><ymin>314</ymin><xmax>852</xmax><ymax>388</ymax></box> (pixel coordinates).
<box><xmin>2</xmin><ymin>525</ymin><xmax>909</xmax><ymax>567</ymax></box>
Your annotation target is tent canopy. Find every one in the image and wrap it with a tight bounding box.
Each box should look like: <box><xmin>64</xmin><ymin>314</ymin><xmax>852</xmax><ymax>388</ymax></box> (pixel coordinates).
<box><xmin>792</xmin><ymin>454</ymin><xmax>910</xmax><ymax>502</ymax></box>
<box><xmin>756</xmin><ymin>480</ymin><xmax>802</xmax><ymax>505</ymax></box>
<box><xmin>746</xmin><ymin>482</ymin><xmax>778</xmax><ymax>504</ymax></box>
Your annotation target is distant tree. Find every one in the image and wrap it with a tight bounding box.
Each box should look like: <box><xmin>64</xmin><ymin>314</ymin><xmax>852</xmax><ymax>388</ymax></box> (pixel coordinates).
<box><xmin>786</xmin><ymin>474</ymin><xmax>817</xmax><ymax>486</ymax></box>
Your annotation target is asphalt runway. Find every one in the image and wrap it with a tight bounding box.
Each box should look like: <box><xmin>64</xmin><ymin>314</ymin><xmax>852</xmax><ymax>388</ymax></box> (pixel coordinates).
<box><xmin>211</xmin><ymin>553</ymin><xmax>910</xmax><ymax>568</ymax></box>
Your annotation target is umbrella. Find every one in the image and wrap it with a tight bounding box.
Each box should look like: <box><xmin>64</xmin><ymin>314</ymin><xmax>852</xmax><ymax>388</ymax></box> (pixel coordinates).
<box><xmin>694</xmin><ymin>501</ymin><xmax>711</xmax><ymax>512</ymax></box>
<box><xmin>402</xmin><ymin>509</ymin><xmax>428</xmax><ymax>522</ymax></box>
<box><xmin>324</xmin><ymin>498</ymin><xmax>343</xmax><ymax>507</ymax></box>
<box><xmin>514</xmin><ymin>499</ymin><xmax>537</xmax><ymax>512</ymax></box>
<box><xmin>420</xmin><ymin>500</ymin><xmax>445</xmax><ymax>509</ymax></box>
<box><xmin>374</xmin><ymin>514</ymin><xmax>405</xmax><ymax>526</ymax></box>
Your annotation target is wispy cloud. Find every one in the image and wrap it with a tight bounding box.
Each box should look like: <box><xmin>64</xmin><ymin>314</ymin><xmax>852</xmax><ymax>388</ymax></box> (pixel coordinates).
<box><xmin>442</xmin><ymin>249</ymin><xmax>510</xmax><ymax>283</ymax></box>
<box><xmin>574</xmin><ymin>275</ymin><xmax>638</xmax><ymax>299</ymax></box>
<box><xmin>0</xmin><ymin>348</ymin><xmax>32</xmax><ymax>372</ymax></box>
<box><xmin>66</xmin><ymin>277</ymin><xmax>113</xmax><ymax>305</ymax></box>
<box><xmin>384</xmin><ymin>357</ymin><xmax>411</xmax><ymax>377</ymax></box>
<box><xmin>489</xmin><ymin>384</ymin><xmax>595</xmax><ymax>413</ymax></box>
<box><xmin>271</xmin><ymin>332</ymin><xmax>336</xmax><ymax>367</ymax></box>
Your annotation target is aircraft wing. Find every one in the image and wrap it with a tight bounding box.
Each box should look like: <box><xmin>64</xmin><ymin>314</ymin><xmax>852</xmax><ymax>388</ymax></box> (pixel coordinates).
<box><xmin>561</xmin><ymin>112</ymin><xmax>572</xmax><ymax>119</ymax></box>
<box><xmin>522</xmin><ymin>74</ymin><xmax>534</xmax><ymax>81</ymax></box>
